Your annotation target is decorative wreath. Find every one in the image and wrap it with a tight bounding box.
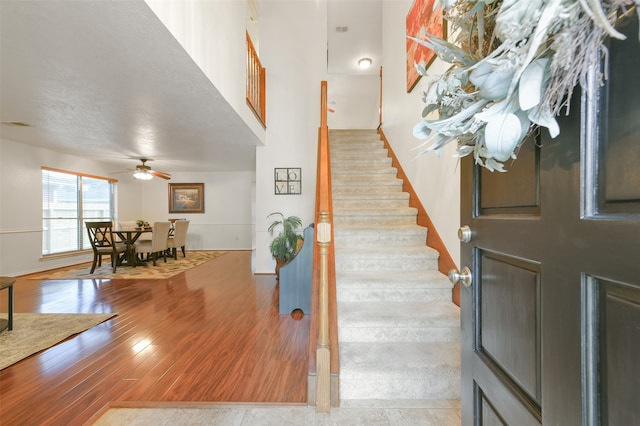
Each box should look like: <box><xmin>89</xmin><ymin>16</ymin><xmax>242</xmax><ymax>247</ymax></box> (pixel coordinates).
<box><xmin>412</xmin><ymin>0</ymin><xmax>640</xmax><ymax>171</ymax></box>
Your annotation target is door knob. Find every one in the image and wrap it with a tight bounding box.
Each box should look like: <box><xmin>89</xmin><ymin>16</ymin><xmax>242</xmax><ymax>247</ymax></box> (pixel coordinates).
<box><xmin>457</xmin><ymin>225</ymin><xmax>472</xmax><ymax>243</ymax></box>
<box><xmin>448</xmin><ymin>267</ymin><xmax>472</xmax><ymax>288</ymax></box>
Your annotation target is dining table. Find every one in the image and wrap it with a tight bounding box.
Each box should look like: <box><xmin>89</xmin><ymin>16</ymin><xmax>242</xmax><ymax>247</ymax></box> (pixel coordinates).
<box><xmin>115</xmin><ymin>227</ymin><xmax>153</xmax><ymax>267</ymax></box>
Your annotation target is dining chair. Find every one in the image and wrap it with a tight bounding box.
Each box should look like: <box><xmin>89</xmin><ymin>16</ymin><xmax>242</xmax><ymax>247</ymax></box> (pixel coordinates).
<box><xmin>168</xmin><ymin>218</ymin><xmax>187</xmax><ymax>237</ymax></box>
<box><xmin>85</xmin><ymin>221</ymin><xmax>127</xmax><ymax>273</ymax></box>
<box><xmin>167</xmin><ymin>220</ymin><xmax>189</xmax><ymax>259</ymax></box>
<box><xmin>134</xmin><ymin>221</ymin><xmax>171</xmax><ymax>266</ymax></box>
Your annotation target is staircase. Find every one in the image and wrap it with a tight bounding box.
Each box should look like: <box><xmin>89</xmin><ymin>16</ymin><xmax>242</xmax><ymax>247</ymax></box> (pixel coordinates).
<box><xmin>330</xmin><ymin>129</ymin><xmax>461</xmax><ymax>402</ymax></box>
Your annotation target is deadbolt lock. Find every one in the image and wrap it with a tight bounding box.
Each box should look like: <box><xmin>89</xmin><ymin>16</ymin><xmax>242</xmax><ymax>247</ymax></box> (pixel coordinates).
<box><xmin>457</xmin><ymin>225</ymin><xmax>472</xmax><ymax>243</ymax></box>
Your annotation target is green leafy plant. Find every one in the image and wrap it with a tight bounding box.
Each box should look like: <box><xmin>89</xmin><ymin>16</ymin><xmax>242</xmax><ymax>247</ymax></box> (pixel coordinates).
<box><xmin>136</xmin><ymin>219</ymin><xmax>145</xmax><ymax>227</ymax></box>
<box><xmin>267</xmin><ymin>212</ymin><xmax>303</xmax><ymax>264</ymax></box>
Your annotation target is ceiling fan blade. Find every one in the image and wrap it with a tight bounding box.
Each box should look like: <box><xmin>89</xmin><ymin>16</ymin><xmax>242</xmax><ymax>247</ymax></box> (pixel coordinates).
<box><xmin>109</xmin><ymin>169</ymin><xmax>135</xmax><ymax>175</ymax></box>
<box><xmin>151</xmin><ymin>170</ymin><xmax>171</xmax><ymax>180</ymax></box>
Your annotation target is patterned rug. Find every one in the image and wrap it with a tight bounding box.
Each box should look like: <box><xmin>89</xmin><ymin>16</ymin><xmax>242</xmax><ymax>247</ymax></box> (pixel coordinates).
<box><xmin>28</xmin><ymin>251</ymin><xmax>227</xmax><ymax>280</ymax></box>
<box><xmin>0</xmin><ymin>312</ymin><xmax>117</xmax><ymax>370</ymax></box>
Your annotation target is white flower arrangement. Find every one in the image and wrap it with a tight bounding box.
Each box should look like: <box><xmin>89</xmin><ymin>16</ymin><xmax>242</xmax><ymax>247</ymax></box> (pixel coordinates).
<box><xmin>413</xmin><ymin>0</ymin><xmax>640</xmax><ymax>171</ymax></box>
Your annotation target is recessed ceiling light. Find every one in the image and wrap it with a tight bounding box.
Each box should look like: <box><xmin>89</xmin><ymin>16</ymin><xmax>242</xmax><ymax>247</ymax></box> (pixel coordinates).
<box><xmin>358</xmin><ymin>58</ymin><xmax>372</xmax><ymax>69</ymax></box>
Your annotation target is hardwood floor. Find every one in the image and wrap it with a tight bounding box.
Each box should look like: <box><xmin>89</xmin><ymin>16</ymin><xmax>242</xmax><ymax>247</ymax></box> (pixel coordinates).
<box><xmin>0</xmin><ymin>251</ymin><xmax>309</xmax><ymax>425</ymax></box>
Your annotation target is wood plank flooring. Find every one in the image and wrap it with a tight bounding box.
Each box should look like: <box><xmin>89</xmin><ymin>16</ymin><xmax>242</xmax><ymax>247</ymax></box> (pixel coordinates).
<box><xmin>0</xmin><ymin>251</ymin><xmax>309</xmax><ymax>425</ymax></box>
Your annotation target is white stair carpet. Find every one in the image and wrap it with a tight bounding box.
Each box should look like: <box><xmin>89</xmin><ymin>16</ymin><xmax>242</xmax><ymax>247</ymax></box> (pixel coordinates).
<box><xmin>331</xmin><ymin>129</ymin><xmax>461</xmax><ymax>402</ymax></box>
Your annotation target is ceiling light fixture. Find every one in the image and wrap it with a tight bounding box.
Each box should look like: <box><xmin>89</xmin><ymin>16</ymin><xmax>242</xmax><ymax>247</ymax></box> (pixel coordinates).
<box><xmin>133</xmin><ymin>170</ymin><xmax>153</xmax><ymax>180</ymax></box>
<box><xmin>358</xmin><ymin>57</ymin><xmax>372</xmax><ymax>69</ymax></box>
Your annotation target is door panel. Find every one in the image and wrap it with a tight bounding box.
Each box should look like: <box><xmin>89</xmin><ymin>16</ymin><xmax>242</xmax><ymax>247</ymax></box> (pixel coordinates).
<box><xmin>479</xmin><ymin>137</ymin><xmax>541</xmax><ymax>215</ymax></box>
<box><xmin>461</xmin><ymin>11</ymin><xmax>639</xmax><ymax>425</ymax></box>
<box><xmin>597</xmin><ymin>14</ymin><xmax>640</xmax><ymax>211</ymax></box>
<box><xmin>479</xmin><ymin>253</ymin><xmax>540</xmax><ymax>404</ymax></box>
<box><xmin>481</xmin><ymin>395</ymin><xmax>507</xmax><ymax>425</ymax></box>
<box><xmin>585</xmin><ymin>277</ymin><xmax>640</xmax><ymax>425</ymax></box>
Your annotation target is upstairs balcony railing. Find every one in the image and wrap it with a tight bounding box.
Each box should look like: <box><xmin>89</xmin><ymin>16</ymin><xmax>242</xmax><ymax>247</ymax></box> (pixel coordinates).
<box><xmin>246</xmin><ymin>32</ymin><xmax>266</xmax><ymax>127</ymax></box>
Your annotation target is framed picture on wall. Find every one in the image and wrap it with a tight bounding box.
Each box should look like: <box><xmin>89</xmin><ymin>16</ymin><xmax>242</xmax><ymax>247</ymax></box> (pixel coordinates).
<box><xmin>169</xmin><ymin>183</ymin><xmax>205</xmax><ymax>213</ymax></box>
<box><xmin>406</xmin><ymin>0</ymin><xmax>445</xmax><ymax>92</ymax></box>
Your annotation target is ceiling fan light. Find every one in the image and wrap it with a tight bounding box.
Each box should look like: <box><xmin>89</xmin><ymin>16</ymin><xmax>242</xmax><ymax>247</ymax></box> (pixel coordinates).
<box><xmin>133</xmin><ymin>170</ymin><xmax>153</xmax><ymax>180</ymax></box>
<box><xmin>358</xmin><ymin>57</ymin><xmax>372</xmax><ymax>69</ymax></box>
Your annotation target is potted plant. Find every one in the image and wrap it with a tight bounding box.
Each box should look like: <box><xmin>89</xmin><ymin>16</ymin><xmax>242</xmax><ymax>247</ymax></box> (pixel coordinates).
<box><xmin>135</xmin><ymin>219</ymin><xmax>145</xmax><ymax>229</ymax></box>
<box><xmin>267</xmin><ymin>212</ymin><xmax>303</xmax><ymax>279</ymax></box>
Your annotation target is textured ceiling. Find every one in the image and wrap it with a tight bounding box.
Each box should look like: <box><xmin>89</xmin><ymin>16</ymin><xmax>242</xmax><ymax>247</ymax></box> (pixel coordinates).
<box><xmin>0</xmin><ymin>0</ymin><xmax>382</xmax><ymax>175</ymax></box>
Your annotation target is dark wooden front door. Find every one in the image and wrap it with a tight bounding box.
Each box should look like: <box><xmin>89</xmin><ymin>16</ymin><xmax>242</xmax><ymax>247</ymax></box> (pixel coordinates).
<box><xmin>460</xmin><ymin>13</ymin><xmax>640</xmax><ymax>425</ymax></box>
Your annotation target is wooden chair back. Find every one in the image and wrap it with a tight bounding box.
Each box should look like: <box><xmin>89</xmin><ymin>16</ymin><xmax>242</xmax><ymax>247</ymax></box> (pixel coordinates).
<box><xmin>86</xmin><ymin>221</ymin><xmax>117</xmax><ymax>250</ymax></box>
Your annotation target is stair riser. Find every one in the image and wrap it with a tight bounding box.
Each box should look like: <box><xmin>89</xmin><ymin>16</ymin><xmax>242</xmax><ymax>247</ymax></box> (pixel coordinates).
<box><xmin>331</xmin><ymin>134</ymin><xmax>381</xmax><ymax>140</ymax></box>
<box><xmin>332</xmin><ymin>129</ymin><xmax>460</xmax><ymax>402</ymax></box>
<box><xmin>335</xmin><ymin>258</ymin><xmax>438</xmax><ymax>272</ymax></box>
<box><xmin>339</xmin><ymin>326</ymin><xmax>460</xmax><ymax>343</ymax></box>
<box><xmin>333</xmin><ymin>196</ymin><xmax>408</xmax><ymax>203</ymax></box>
<box><xmin>331</xmin><ymin>158</ymin><xmax>392</xmax><ymax>168</ymax></box>
<box><xmin>332</xmin><ymin>180</ymin><xmax>403</xmax><ymax>189</ymax></box>
<box><xmin>334</xmin><ymin>233</ymin><xmax>426</xmax><ymax>246</ymax></box>
<box><xmin>340</xmin><ymin>377</ymin><xmax>460</xmax><ymax>400</ymax></box>
<box><xmin>334</xmin><ymin>216</ymin><xmax>417</xmax><ymax>226</ymax></box>
<box><xmin>334</xmin><ymin>199</ymin><xmax>409</xmax><ymax>210</ymax></box>
<box><xmin>332</xmin><ymin>187</ymin><xmax>404</xmax><ymax>197</ymax></box>
<box><xmin>331</xmin><ymin>142</ymin><xmax>385</xmax><ymax>150</ymax></box>
<box><xmin>333</xmin><ymin>175</ymin><xmax>401</xmax><ymax>185</ymax></box>
<box><xmin>331</xmin><ymin>148</ymin><xmax>388</xmax><ymax>157</ymax></box>
<box><xmin>331</xmin><ymin>157</ymin><xmax>390</xmax><ymax>165</ymax></box>
<box><xmin>332</xmin><ymin>167</ymin><xmax>397</xmax><ymax>175</ymax></box>
<box><xmin>330</xmin><ymin>135</ymin><xmax>381</xmax><ymax>142</ymax></box>
<box><xmin>331</xmin><ymin>163</ymin><xmax>398</xmax><ymax>176</ymax></box>
<box><xmin>336</xmin><ymin>288</ymin><xmax>452</xmax><ymax>303</ymax></box>
<box><xmin>335</xmin><ymin>207</ymin><xmax>417</xmax><ymax>217</ymax></box>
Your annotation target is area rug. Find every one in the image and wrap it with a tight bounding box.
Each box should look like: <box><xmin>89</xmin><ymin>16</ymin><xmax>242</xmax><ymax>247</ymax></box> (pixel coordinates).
<box><xmin>28</xmin><ymin>251</ymin><xmax>227</xmax><ymax>280</ymax></box>
<box><xmin>0</xmin><ymin>312</ymin><xmax>117</xmax><ymax>370</ymax></box>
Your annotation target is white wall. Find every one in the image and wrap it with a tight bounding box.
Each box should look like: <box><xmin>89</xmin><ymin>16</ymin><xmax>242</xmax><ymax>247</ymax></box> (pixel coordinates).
<box><xmin>145</xmin><ymin>0</ymin><xmax>266</xmax><ymax>144</ymax></box>
<box><xmin>135</xmin><ymin>170</ymin><xmax>255</xmax><ymax>251</ymax></box>
<box><xmin>327</xmin><ymin>74</ymin><xmax>380</xmax><ymax>129</ymax></box>
<box><xmin>0</xmin><ymin>138</ymin><xmax>136</xmax><ymax>275</ymax></box>
<box><xmin>0</xmin><ymin>138</ymin><xmax>255</xmax><ymax>276</ymax></box>
<box><xmin>254</xmin><ymin>0</ymin><xmax>329</xmax><ymax>274</ymax></box>
<box><xmin>380</xmin><ymin>0</ymin><xmax>460</xmax><ymax>266</ymax></box>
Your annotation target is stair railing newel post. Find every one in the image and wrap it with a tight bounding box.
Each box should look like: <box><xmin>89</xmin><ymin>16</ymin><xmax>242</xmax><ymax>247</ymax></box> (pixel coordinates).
<box><xmin>315</xmin><ymin>211</ymin><xmax>331</xmax><ymax>412</ymax></box>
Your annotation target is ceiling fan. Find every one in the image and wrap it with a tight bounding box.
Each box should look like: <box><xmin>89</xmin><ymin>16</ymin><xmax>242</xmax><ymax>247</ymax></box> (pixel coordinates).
<box><xmin>131</xmin><ymin>159</ymin><xmax>171</xmax><ymax>180</ymax></box>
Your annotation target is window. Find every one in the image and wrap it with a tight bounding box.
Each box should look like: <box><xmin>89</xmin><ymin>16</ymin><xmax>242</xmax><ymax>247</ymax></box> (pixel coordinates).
<box><xmin>42</xmin><ymin>168</ymin><xmax>116</xmax><ymax>255</ymax></box>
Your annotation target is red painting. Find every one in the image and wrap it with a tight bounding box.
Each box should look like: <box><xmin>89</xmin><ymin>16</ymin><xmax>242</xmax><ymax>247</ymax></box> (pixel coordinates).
<box><xmin>406</xmin><ymin>0</ymin><xmax>444</xmax><ymax>92</ymax></box>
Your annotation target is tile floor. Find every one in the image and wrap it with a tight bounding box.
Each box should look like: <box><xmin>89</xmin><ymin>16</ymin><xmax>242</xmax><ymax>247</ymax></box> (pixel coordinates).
<box><xmin>94</xmin><ymin>400</ymin><xmax>461</xmax><ymax>425</ymax></box>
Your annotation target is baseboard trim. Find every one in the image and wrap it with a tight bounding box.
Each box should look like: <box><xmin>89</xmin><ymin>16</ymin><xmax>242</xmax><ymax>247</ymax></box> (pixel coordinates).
<box><xmin>378</xmin><ymin>129</ymin><xmax>460</xmax><ymax>307</ymax></box>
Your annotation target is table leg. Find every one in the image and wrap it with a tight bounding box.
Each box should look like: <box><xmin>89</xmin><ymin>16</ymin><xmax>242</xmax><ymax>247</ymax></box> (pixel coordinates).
<box><xmin>7</xmin><ymin>284</ymin><xmax>13</xmax><ymax>331</ymax></box>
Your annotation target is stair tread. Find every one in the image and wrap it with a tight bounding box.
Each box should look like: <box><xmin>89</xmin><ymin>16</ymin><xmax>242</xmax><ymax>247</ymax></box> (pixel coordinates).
<box><xmin>339</xmin><ymin>301</ymin><xmax>460</xmax><ymax>326</ymax></box>
<box><xmin>335</xmin><ymin>245</ymin><xmax>439</xmax><ymax>258</ymax></box>
<box><xmin>336</xmin><ymin>270</ymin><xmax>450</xmax><ymax>287</ymax></box>
<box><xmin>335</xmin><ymin>224</ymin><xmax>426</xmax><ymax>232</ymax></box>
<box><xmin>332</xmin><ymin>128</ymin><xmax>459</xmax><ymax>401</ymax></box>
<box><xmin>334</xmin><ymin>207</ymin><xmax>418</xmax><ymax>216</ymax></box>
<box><xmin>332</xmin><ymin>191</ymin><xmax>408</xmax><ymax>200</ymax></box>
<box><xmin>340</xmin><ymin>341</ymin><xmax>460</xmax><ymax>376</ymax></box>
<box><xmin>339</xmin><ymin>399</ymin><xmax>460</xmax><ymax>409</ymax></box>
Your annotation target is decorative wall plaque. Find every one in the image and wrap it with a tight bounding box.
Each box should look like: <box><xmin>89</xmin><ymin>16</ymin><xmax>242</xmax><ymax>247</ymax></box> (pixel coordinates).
<box><xmin>274</xmin><ymin>168</ymin><xmax>301</xmax><ymax>195</ymax></box>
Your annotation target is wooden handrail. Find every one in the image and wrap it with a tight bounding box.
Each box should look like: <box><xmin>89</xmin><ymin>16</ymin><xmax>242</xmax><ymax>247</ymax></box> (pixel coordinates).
<box><xmin>246</xmin><ymin>32</ymin><xmax>266</xmax><ymax>127</ymax></box>
<box><xmin>378</xmin><ymin>66</ymin><xmax>383</xmax><ymax>129</ymax></box>
<box><xmin>309</xmin><ymin>81</ymin><xmax>338</xmax><ymax>411</ymax></box>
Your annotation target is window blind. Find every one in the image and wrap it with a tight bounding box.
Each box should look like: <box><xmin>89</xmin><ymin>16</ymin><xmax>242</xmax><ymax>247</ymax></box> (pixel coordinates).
<box><xmin>42</xmin><ymin>168</ymin><xmax>115</xmax><ymax>255</ymax></box>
